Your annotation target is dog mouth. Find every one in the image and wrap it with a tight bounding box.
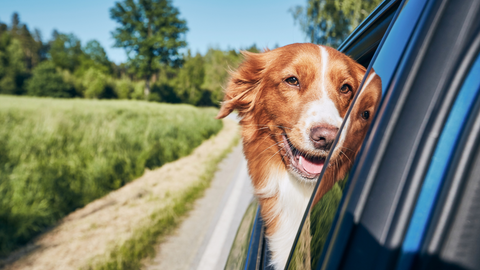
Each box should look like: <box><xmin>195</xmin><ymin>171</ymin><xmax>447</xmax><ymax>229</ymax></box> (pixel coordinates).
<box><xmin>282</xmin><ymin>134</ymin><xmax>325</xmax><ymax>180</ymax></box>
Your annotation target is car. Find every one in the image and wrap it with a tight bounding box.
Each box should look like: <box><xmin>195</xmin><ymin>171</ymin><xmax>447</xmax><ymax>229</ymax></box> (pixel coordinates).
<box><xmin>223</xmin><ymin>0</ymin><xmax>480</xmax><ymax>269</ymax></box>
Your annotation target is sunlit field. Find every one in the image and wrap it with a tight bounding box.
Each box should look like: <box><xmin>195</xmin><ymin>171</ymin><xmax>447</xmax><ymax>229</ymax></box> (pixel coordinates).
<box><xmin>0</xmin><ymin>95</ymin><xmax>222</xmax><ymax>255</ymax></box>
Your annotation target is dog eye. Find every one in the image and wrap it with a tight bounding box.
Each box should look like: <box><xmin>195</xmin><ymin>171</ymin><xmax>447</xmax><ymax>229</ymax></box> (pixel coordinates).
<box><xmin>361</xmin><ymin>111</ymin><xmax>370</xmax><ymax>120</ymax></box>
<box><xmin>285</xmin><ymin>77</ymin><xmax>299</xmax><ymax>86</ymax></box>
<box><xmin>340</xmin><ymin>84</ymin><xmax>352</xmax><ymax>93</ymax></box>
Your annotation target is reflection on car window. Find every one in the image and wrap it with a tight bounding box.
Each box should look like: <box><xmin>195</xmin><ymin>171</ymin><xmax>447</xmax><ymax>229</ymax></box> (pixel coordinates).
<box><xmin>286</xmin><ymin>0</ymin><xmax>431</xmax><ymax>269</ymax></box>
<box><xmin>288</xmin><ymin>70</ymin><xmax>383</xmax><ymax>270</ymax></box>
<box><xmin>373</xmin><ymin>0</ymin><xmax>429</xmax><ymax>94</ymax></box>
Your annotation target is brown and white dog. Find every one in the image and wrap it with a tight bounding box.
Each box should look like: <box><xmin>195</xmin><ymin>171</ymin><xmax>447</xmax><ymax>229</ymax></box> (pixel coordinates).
<box><xmin>216</xmin><ymin>43</ymin><xmax>381</xmax><ymax>269</ymax></box>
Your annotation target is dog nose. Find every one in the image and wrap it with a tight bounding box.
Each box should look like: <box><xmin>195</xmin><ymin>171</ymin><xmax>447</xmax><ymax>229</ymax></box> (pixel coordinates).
<box><xmin>310</xmin><ymin>125</ymin><xmax>338</xmax><ymax>150</ymax></box>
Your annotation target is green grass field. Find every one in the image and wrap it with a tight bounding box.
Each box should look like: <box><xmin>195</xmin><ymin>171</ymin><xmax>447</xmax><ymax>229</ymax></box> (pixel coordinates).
<box><xmin>0</xmin><ymin>95</ymin><xmax>222</xmax><ymax>256</ymax></box>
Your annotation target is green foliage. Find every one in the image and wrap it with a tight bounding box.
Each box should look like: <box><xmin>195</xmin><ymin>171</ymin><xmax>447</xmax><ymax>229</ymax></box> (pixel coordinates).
<box><xmin>309</xmin><ymin>176</ymin><xmax>348</xmax><ymax>267</ymax></box>
<box><xmin>110</xmin><ymin>0</ymin><xmax>188</xmax><ymax>97</ymax></box>
<box><xmin>81</xmin><ymin>68</ymin><xmax>116</xmax><ymax>99</ymax></box>
<box><xmin>0</xmin><ymin>95</ymin><xmax>223</xmax><ymax>256</ymax></box>
<box><xmin>85</xmin><ymin>127</ymin><xmax>240</xmax><ymax>270</ymax></box>
<box><xmin>113</xmin><ymin>77</ymin><xmax>140</xmax><ymax>99</ymax></box>
<box><xmin>291</xmin><ymin>0</ymin><xmax>382</xmax><ymax>47</ymax></box>
<box><xmin>172</xmin><ymin>50</ymin><xmax>205</xmax><ymax>105</ymax></box>
<box><xmin>49</xmin><ymin>32</ymin><xmax>83</xmax><ymax>72</ymax></box>
<box><xmin>202</xmin><ymin>48</ymin><xmax>243</xmax><ymax>106</ymax></box>
<box><xmin>150</xmin><ymin>47</ymin><xmax>245</xmax><ymax>107</ymax></box>
<box><xmin>0</xmin><ymin>11</ymin><xmax>252</xmax><ymax>107</ymax></box>
<box><xmin>83</xmin><ymin>40</ymin><xmax>112</xmax><ymax>70</ymax></box>
<box><xmin>7</xmin><ymin>13</ymin><xmax>45</xmax><ymax>70</ymax></box>
<box><xmin>26</xmin><ymin>61</ymin><xmax>76</xmax><ymax>97</ymax></box>
<box><xmin>0</xmin><ymin>33</ymin><xmax>28</xmax><ymax>95</ymax></box>
<box><xmin>77</xmin><ymin>40</ymin><xmax>113</xmax><ymax>76</ymax></box>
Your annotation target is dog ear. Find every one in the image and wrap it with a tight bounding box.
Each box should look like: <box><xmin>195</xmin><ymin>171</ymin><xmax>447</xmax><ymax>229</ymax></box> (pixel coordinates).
<box><xmin>216</xmin><ymin>51</ymin><xmax>266</xmax><ymax>119</ymax></box>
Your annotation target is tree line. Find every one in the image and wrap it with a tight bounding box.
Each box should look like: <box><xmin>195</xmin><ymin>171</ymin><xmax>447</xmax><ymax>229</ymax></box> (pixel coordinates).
<box><xmin>0</xmin><ymin>11</ymin><xmax>258</xmax><ymax>107</ymax></box>
<box><xmin>1</xmin><ymin>0</ymin><xmax>382</xmax><ymax>107</ymax></box>
<box><xmin>290</xmin><ymin>0</ymin><xmax>383</xmax><ymax>48</ymax></box>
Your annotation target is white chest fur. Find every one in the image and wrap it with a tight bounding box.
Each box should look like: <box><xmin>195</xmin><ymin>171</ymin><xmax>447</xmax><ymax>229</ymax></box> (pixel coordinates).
<box><xmin>255</xmin><ymin>169</ymin><xmax>315</xmax><ymax>269</ymax></box>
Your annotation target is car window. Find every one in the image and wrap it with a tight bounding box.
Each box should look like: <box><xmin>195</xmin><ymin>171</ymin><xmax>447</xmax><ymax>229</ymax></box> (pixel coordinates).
<box><xmin>225</xmin><ymin>200</ymin><xmax>259</xmax><ymax>270</ymax></box>
<box><xmin>285</xmin><ymin>0</ymin><xmax>431</xmax><ymax>269</ymax></box>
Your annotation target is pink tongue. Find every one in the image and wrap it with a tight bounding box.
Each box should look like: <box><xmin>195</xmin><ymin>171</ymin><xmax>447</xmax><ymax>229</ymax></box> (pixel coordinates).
<box><xmin>299</xmin><ymin>156</ymin><xmax>324</xmax><ymax>174</ymax></box>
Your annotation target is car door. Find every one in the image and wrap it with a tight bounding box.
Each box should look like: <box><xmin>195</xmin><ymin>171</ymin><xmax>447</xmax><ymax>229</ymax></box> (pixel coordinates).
<box><xmin>287</xmin><ymin>0</ymin><xmax>480</xmax><ymax>270</ymax></box>
<box><xmin>224</xmin><ymin>1</ymin><xmax>402</xmax><ymax>269</ymax></box>
<box><xmin>224</xmin><ymin>0</ymin><xmax>480</xmax><ymax>269</ymax></box>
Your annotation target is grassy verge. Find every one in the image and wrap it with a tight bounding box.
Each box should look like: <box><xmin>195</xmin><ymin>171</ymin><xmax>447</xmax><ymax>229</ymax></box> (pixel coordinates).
<box><xmin>0</xmin><ymin>95</ymin><xmax>223</xmax><ymax>255</ymax></box>
<box><xmin>85</xmin><ymin>124</ymin><xmax>240</xmax><ymax>270</ymax></box>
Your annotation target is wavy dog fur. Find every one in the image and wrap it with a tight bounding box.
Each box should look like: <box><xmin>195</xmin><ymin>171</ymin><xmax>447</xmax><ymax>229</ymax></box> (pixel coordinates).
<box><xmin>217</xmin><ymin>43</ymin><xmax>381</xmax><ymax>269</ymax></box>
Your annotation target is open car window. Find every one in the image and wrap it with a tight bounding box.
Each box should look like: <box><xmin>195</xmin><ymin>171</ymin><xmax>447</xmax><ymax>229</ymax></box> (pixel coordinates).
<box><xmin>286</xmin><ymin>0</ymin><xmax>431</xmax><ymax>268</ymax></box>
<box><xmin>224</xmin><ymin>0</ymin><xmax>480</xmax><ymax>269</ymax></box>
<box><xmin>286</xmin><ymin>0</ymin><xmax>480</xmax><ymax>269</ymax></box>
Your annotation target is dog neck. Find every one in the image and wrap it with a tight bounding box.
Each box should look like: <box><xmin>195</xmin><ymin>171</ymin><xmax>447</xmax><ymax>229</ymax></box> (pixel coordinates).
<box><xmin>244</xmin><ymin>136</ymin><xmax>314</xmax><ymax>269</ymax></box>
<box><xmin>239</xmin><ymin>113</ymin><xmax>316</xmax><ymax>269</ymax></box>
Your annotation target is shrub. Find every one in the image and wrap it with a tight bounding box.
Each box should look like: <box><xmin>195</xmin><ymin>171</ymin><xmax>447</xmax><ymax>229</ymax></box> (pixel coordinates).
<box><xmin>151</xmin><ymin>82</ymin><xmax>181</xmax><ymax>103</ymax></box>
<box><xmin>26</xmin><ymin>61</ymin><xmax>76</xmax><ymax>98</ymax></box>
<box><xmin>130</xmin><ymin>81</ymin><xmax>146</xmax><ymax>100</ymax></box>
<box><xmin>114</xmin><ymin>78</ymin><xmax>135</xmax><ymax>99</ymax></box>
<box><xmin>82</xmin><ymin>68</ymin><xmax>117</xmax><ymax>99</ymax></box>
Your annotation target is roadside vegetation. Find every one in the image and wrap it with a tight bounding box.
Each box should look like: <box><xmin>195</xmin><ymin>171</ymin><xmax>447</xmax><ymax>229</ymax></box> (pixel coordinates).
<box><xmin>0</xmin><ymin>95</ymin><xmax>222</xmax><ymax>256</ymax></box>
<box><xmin>85</xmin><ymin>120</ymin><xmax>240</xmax><ymax>270</ymax></box>
<box><xmin>0</xmin><ymin>118</ymin><xmax>239</xmax><ymax>270</ymax></box>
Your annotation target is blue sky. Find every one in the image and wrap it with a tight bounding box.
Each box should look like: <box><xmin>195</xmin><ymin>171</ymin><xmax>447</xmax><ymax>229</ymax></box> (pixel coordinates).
<box><xmin>0</xmin><ymin>0</ymin><xmax>306</xmax><ymax>64</ymax></box>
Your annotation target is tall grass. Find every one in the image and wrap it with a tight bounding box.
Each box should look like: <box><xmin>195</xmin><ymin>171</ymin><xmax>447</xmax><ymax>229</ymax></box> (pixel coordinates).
<box><xmin>86</xmin><ymin>132</ymin><xmax>240</xmax><ymax>270</ymax></box>
<box><xmin>0</xmin><ymin>95</ymin><xmax>222</xmax><ymax>256</ymax></box>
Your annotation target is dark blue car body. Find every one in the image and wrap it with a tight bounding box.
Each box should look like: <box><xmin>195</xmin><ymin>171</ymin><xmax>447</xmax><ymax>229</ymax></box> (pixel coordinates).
<box><xmin>225</xmin><ymin>0</ymin><xmax>480</xmax><ymax>269</ymax></box>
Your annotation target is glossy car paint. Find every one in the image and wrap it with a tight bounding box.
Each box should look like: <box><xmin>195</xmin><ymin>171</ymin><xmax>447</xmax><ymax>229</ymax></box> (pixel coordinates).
<box><xmin>223</xmin><ymin>0</ymin><xmax>480</xmax><ymax>269</ymax></box>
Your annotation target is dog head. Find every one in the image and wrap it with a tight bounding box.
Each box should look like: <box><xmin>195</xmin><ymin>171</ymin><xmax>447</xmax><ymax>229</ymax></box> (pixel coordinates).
<box><xmin>217</xmin><ymin>43</ymin><xmax>367</xmax><ymax>182</ymax></box>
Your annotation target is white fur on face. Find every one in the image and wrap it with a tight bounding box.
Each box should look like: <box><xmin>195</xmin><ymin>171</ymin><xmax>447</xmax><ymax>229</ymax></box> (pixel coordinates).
<box><xmin>300</xmin><ymin>99</ymin><xmax>343</xmax><ymax>151</ymax></box>
<box><xmin>320</xmin><ymin>45</ymin><xmax>329</xmax><ymax>94</ymax></box>
<box><xmin>296</xmin><ymin>46</ymin><xmax>343</xmax><ymax>152</ymax></box>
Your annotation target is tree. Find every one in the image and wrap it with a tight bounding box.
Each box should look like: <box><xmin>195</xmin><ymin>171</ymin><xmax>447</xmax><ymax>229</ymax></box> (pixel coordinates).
<box><xmin>8</xmin><ymin>13</ymin><xmax>42</xmax><ymax>71</ymax></box>
<box><xmin>0</xmin><ymin>33</ymin><xmax>28</xmax><ymax>95</ymax></box>
<box><xmin>290</xmin><ymin>0</ymin><xmax>382</xmax><ymax>47</ymax></box>
<box><xmin>83</xmin><ymin>40</ymin><xmax>111</xmax><ymax>68</ymax></box>
<box><xmin>110</xmin><ymin>0</ymin><xmax>188</xmax><ymax>99</ymax></box>
<box><xmin>202</xmin><ymin>48</ymin><xmax>242</xmax><ymax>106</ymax></box>
<box><xmin>172</xmin><ymin>50</ymin><xmax>205</xmax><ymax>105</ymax></box>
<box><xmin>26</xmin><ymin>61</ymin><xmax>76</xmax><ymax>98</ymax></box>
<box><xmin>10</xmin><ymin>13</ymin><xmax>19</xmax><ymax>33</ymax></box>
<box><xmin>77</xmin><ymin>40</ymin><xmax>113</xmax><ymax>76</ymax></box>
<box><xmin>48</xmin><ymin>31</ymin><xmax>83</xmax><ymax>72</ymax></box>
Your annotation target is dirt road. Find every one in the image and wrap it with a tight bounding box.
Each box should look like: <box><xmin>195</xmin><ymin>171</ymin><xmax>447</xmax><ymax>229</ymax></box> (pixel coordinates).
<box><xmin>144</xmin><ymin>142</ymin><xmax>253</xmax><ymax>270</ymax></box>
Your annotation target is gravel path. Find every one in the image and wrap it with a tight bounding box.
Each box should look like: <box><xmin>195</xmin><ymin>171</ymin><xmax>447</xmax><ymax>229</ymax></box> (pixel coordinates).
<box><xmin>144</xmin><ymin>143</ymin><xmax>253</xmax><ymax>270</ymax></box>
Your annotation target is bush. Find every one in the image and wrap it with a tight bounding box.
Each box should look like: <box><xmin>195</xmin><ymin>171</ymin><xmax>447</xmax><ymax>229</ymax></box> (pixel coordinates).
<box><xmin>131</xmin><ymin>81</ymin><xmax>146</xmax><ymax>100</ymax></box>
<box><xmin>0</xmin><ymin>95</ymin><xmax>223</xmax><ymax>255</ymax></box>
<box><xmin>114</xmin><ymin>78</ymin><xmax>135</xmax><ymax>99</ymax></box>
<box><xmin>147</xmin><ymin>92</ymin><xmax>161</xmax><ymax>102</ymax></box>
<box><xmin>82</xmin><ymin>68</ymin><xmax>117</xmax><ymax>99</ymax></box>
<box><xmin>26</xmin><ymin>61</ymin><xmax>76</xmax><ymax>98</ymax></box>
<box><xmin>151</xmin><ymin>82</ymin><xmax>181</xmax><ymax>103</ymax></box>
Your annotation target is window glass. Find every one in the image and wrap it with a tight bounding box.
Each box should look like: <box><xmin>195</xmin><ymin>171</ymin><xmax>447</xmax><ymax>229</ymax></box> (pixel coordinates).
<box><xmin>286</xmin><ymin>0</ymin><xmax>430</xmax><ymax>269</ymax></box>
